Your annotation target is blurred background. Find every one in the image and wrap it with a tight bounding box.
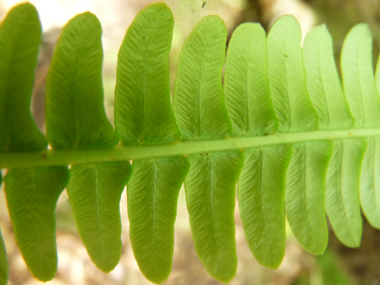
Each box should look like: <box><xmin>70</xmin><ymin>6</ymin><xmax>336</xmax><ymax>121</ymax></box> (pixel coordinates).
<box><xmin>1</xmin><ymin>0</ymin><xmax>380</xmax><ymax>284</ymax></box>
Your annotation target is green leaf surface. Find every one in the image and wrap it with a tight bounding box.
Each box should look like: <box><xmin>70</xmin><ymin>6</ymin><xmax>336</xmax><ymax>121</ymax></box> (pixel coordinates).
<box><xmin>67</xmin><ymin>161</ymin><xmax>131</xmax><ymax>273</ymax></box>
<box><xmin>303</xmin><ymin>24</ymin><xmax>354</xmax><ymax>130</ymax></box>
<box><xmin>128</xmin><ymin>157</ymin><xmax>189</xmax><ymax>284</ymax></box>
<box><xmin>0</xmin><ymin>229</ymin><xmax>8</xmax><ymax>285</ymax></box>
<box><xmin>267</xmin><ymin>15</ymin><xmax>318</xmax><ymax>133</ymax></box>
<box><xmin>302</xmin><ymin>24</ymin><xmax>364</xmax><ymax>253</ymax></box>
<box><xmin>360</xmin><ymin>137</ymin><xmax>380</xmax><ymax>228</ymax></box>
<box><xmin>0</xmin><ymin>3</ymin><xmax>46</xmax><ymax>152</ymax></box>
<box><xmin>3</xmin><ymin>2</ymin><xmax>380</xmax><ymax>283</ymax></box>
<box><xmin>286</xmin><ymin>141</ymin><xmax>332</xmax><ymax>254</ymax></box>
<box><xmin>326</xmin><ymin>139</ymin><xmax>366</xmax><ymax>247</ymax></box>
<box><xmin>46</xmin><ymin>12</ymin><xmax>118</xmax><ymax>150</ymax></box>
<box><xmin>267</xmin><ymin>16</ymin><xmax>332</xmax><ymax>255</ymax></box>
<box><xmin>238</xmin><ymin>145</ymin><xmax>291</xmax><ymax>268</ymax></box>
<box><xmin>341</xmin><ymin>24</ymin><xmax>380</xmax><ymax>128</ymax></box>
<box><xmin>224</xmin><ymin>23</ymin><xmax>278</xmax><ymax>136</ymax></box>
<box><xmin>115</xmin><ymin>3</ymin><xmax>179</xmax><ymax>146</ymax></box>
<box><xmin>376</xmin><ymin>55</ymin><xmax>380</xmax><ymax>94</ymax></box>
<box><xmin>173</xmin><ymin>15</ymin><xmax>231</xmax><ymax>140</ymax></box>
<box><xmin>185</xmin><ymin>151</ymin><xmax>243</xmax><ymax>283</ymax></box>
<box><xmin>5</xmin><ymin>167</ymin><xmax>69</xmax><ymax>281</ymax></box>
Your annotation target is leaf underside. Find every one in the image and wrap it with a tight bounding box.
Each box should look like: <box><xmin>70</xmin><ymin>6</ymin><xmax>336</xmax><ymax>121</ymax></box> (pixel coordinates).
<box><xmin>326</xmin><ymin>139</ymin><xmax>366</xmax><ymax>247</ymax></box>
<box><xmin>5</xmin><ymin>167</ymin><xmax>69</xmax><ymax>281</ymax></box>
<box><xmin>0</xmin><ymin>2</ymin><xmax>46</xmax><ymax>153</ymax></box>
<box><xmin>127</xmin><ymin>156</ymin><xmax>189</xmax><ymax>284</ymax></box>
<box><xmin>285</xmin><ymin>141</ymin><xmax>332</xmax><ymax>254</ymax></box>
<box><xmin>46</xmin><ymin>11</ymin><xmax>118</xmax><ymax>150</ymax></box>
<box><xmin>185</xmin><ymin>151</ymin><xmax>243</xmax><ymax>283</ymax></box>
<box><xmin>0</xmin><ymin>3</ymin><xmax>68</xmax><ymax>282</ymax></box>
<box><xmin>2</xmin><ymin>2</ymin><xmax>380</xmax><ymax>284</ymax></box>
<box><xmin>238</xmin><ymin>145</ymin><xmax>291</xmax><ymax>268</ymax></box>
<box><xmin>115</xmin><ymin>2</ymin><xmax>179</xmax><ymax>146</ymax></box>
<box><xmin>360</xmin><ymin>137</ymin><xmax>380</xmax><ymax>228</ymax></box>
<box><xmin>0</xmin><ymin>229</ymin><xmax>8</xmax><ymax>285</ymax></box>
<box><xmin>67</xmin><ymin>161</ymin><xmax>131</xmax><ymax>273</ymax></box>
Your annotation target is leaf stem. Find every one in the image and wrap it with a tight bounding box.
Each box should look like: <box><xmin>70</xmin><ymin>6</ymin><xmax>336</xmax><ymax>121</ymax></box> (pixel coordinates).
<box><xmin>1</xmin><ymin>129</ymin><xmax>379</xmax><ymax>169</ymax></box>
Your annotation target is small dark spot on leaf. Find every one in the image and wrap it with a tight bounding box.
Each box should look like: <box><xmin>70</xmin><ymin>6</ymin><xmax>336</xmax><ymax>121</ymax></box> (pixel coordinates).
<box><xmin>265</xmin><ymin>133</ymin><xmax>269</xmax><ymax>136</ymax></box>
<box><xmin>202</xmin><ymin>1</ymin><xmax>206</xmax><ymax>8</ymax></box>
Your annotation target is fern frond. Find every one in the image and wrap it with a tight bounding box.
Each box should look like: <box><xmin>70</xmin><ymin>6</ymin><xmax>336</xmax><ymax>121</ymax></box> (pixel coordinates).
<box><xmin>2</xmin><ymin>2</ymin><xmax>380</xmax><ymax>284</ymax></box>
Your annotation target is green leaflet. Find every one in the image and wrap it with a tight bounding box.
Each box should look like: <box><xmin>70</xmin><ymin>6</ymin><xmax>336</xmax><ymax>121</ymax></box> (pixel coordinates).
<box><xmin>173</xmin><ymin>15</ymin><xmax>231</xmax><ymax>140</ymax></box>
<box><xmin>46</xmin><ymin>12</ymin><xmax>118</xmax><ymax>150</ymax></box>
<box><xmin>0</xmin><ymin>229</ymin><xmax>8</xmax><ymax>285</ymax></box>
<box><xmin>326</xmin><ymin>139</ymin><xmax>366</xmax><ymax>247</ymax></box>
<box><xmin>224</xmin><ymin>22</ymin><xmax>289</xmax><ymax>268</ymax></box>
<box><xmin>67</xmin><ymin>162</ymin><xmax>131</xmax><ymax>273</ymax></box>
<box><xmin>185</xmin><ymin>151</ymin><xmax>243</xmax><ymax>283</ymax></box>
<box><xmin>127</xmin><ymin>157</ymin><xmax>189</xmax><ymax>284</ymax></box>
<box><xmin>362</xmin><ymin>60</ymin><xmax>380</xmax><ymax>228</ymax></box>
<box><xmin>0</xmin><ymin>3</ymin><xmax>46</xmax><ymax>152</ymax></box>
<box><xmin>267</xmin><ymin>15</ymin><xmax>330</xmax><ymax>254</ymax></box>
<box><xmin>46</xmin><ymin>12</ymin><xmax>128</xmax><ymax>273</ymax></box>
<box><xmin>303</xmin><ymin>24</ymin><xmax>366</xmax><ymax>249</ymax></box>
<box><xmin>238</xmin><ymin>146</ymin><xmax>291</xmax><ymax>268</ymax></box>
<box><xmin>224</xmin><ymin>23</ymin><xmax>278</xmax><ymax>136</ymax></box>
<box><xmin>0</xmin><ymin>4</ymin><xmax>69</xmax><ymax>281</ymax></box>
<box><xmin>5</xmin><ymin>167</ymin><xmax>69</xmax><ymax>281</ymax></box>
<box><xmin>115</xmin><ymin>3</ymin><xmax>179</xmax><ymax>146</ymax></box>
<box><xmin>114</xmin><ymin>4</ymin><xmax>188</xmax><ymax>283</ymax></box>
<box><xmin>356</xmin><ymin>27</ymin><xmax>380</xmax><ymax>230</ymax></box>
<box><xmin>338</xmin><ymin>23</ymin><xmax>380</xmax><ymax>245</ymax></box>
<box><xmin>172</xmin><ymin>15</ymin><xmax>242</xmax><ymax>282</ymax></box>
<box><xmin>303</xmin><ymin>24</ymin><xmax>354</xmax><ymax>130</ymax></box>
<box><xmin>267</xmin><ymin>15</ymin><xmax>318</xmax><ymax>133</ymax></box>
<box><xmin>285</xmin><ymin>142</ymin><xmax>332</xmax><ymax>254</ymax></box>
<box><xmin>360</xmin><ymin>138</ymin><xmax>380</xmax><ymax>228</ymax></box>
<box><xmin>285</xmin><ymin>139</ymin><xmax>331</xmax><ymax>254</ymax></box>
<box><xmin>341</xmin><ymin>24</ymin><xmax>380</xmax><ymax>128</ymax></box>
<box><xmin>376</xmin><ymin>55</ymin><xmax>380</xmax><ymax>94</ymax></box>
